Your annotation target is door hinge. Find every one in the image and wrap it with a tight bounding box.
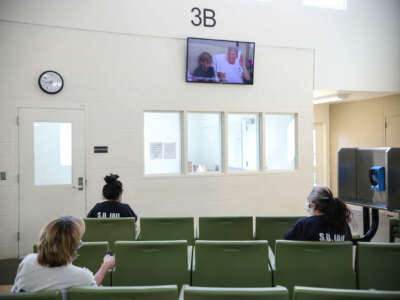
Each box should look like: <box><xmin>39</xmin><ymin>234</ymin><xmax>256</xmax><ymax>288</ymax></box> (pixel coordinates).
<box><xmin>16</xmin><ymin>116</ymin><xmax>19</xmax><ymax>126</ymax></box>
<box><xmin>16</xmin><ymin>174</ymin><xmax>20</xmax><ymax>184</ymax></box>
<box><xmin>385</xmin><ymin>120</ymin><xmax>387</xmax><ymax>129</ymax></box>
<box><xmin>17</xmin><ymin>232</ymin><xmax>20</xmax><ymax>241</ymax></box>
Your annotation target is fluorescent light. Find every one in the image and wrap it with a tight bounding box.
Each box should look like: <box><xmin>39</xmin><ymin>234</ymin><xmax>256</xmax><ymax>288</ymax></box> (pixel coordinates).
<box><xmin>314</xmin><ymin>96</ymin><xmax>343</xmax><ymax>104</ymax></box>
<box><xmin>313</xmin><ymin>93</ymin><xmax>350</xmax><ymax>104</ymax></box>
<box><xmin>303</xmin><ymin>0</ymin><xmax>347</xmax><ymax>10</ymax></box>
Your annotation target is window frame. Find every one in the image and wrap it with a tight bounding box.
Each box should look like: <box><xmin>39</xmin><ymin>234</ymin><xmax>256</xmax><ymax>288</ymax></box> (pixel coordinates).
<box><xmin>263</xmin><ymin>112</ymin><xmax>299</xmax><ymax>171</ymax></box>
<box><xmin>186</xmin><ymin>111</ymin><xmax>223</xmax><ymax>175</ymax></box>
<box><xmin>143</xmin><ymin>110</ymin><xmax>184</xmax><ymax>176</ymax></box>
<box><xmin>143</xmin><ymin>110</ymin><xmax>299</xmax><ymax>178</ymax></box>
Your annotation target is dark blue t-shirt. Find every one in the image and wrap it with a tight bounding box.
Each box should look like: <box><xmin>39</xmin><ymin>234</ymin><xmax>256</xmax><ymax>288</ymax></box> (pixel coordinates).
<box><xmin>192</xmin><ymin>66</ymin><xmax>215</xmax><ymax>82</ymax></box>
<box><xmin>87</xmin><ymin>201</ymin><xmax>138</xmax><ymax>221</ymax></box>
<box><xmin>284</xmin><ymin>215</ymin><xmax>352</xmax><ymax>242</ymax></box>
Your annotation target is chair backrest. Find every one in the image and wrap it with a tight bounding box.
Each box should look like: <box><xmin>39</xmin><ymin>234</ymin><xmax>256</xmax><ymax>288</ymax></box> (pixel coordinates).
<box><xmin>139</xmin><ymin>217</ymin><xmax>195</xmax><ymax>245</ymax></box>
<box><xmin>293</xmin><ymin>286</ymin><xmax>400</xmax><ymax>300</ymax></box>
<box><xmin>255</xmin><ymin>216</ymin><xmax>304</xmax><ymax>252</ymax></box>
<box><xmin>0</xmin><ymin>290</ymin><xmax>61</xmax><ymax>299</ymax></box>
<box><xmin>275</xmin><ymin>241</ymin><xmax>356</xmax><ymax>296</ymax></box>
<box><xmin>180</xmin><ymin>285</ymin><xmax>289</xmax><ymax>300</ymax></box>
<box><xmin>73</xmin><ymin>242</ymin><xmax>111</xmax><ymax>286</ymax></box>
<box><xmin>113</xmin><ymin>241</ymin><xmax>190</xmax><ymax>287</ymax></box>
<box><xmin>198</xmin><ymin>217</ymin><xmax>253</xmax><ymax>240</ymax></box>
<box><xmin>68</xmin><ymin>285</ymin><xmax>178</xmax><ymax>300</ymax></box>
<box><xmin>356</xmin><ymin>242</ymin><xmax>400</xmax><ymax>290</ymax></box>
<box><xmin>82</xmin><ymin>218</ymin><xmax>136</xmax><ymax>250</ymax></box>
<box><xmin>192</xmin><ymin>240</ymin><xmax>272</xmax><ymax>287</ymax></box>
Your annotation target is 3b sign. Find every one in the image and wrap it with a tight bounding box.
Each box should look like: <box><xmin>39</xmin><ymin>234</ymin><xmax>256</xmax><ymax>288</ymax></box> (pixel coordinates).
<box><xmin>191</xmin><ymin>7</ymin><xmax>216</xmax><ymax>27</ymax></box>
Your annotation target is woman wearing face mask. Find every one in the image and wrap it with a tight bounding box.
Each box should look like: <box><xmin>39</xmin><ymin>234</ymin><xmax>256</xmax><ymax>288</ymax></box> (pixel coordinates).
<box><xmin>284</xmin><ymin>185</ymin><xmax>352</xmax><ymax>242</ymax></box>
<box><xmin>87</xmin><ymin>174</ymin><xmax>137</xmax><ymax>220</ymax></box>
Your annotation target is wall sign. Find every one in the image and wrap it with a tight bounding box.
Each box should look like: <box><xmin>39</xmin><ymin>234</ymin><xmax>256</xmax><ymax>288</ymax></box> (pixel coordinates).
<box><xmin>191</xmin><ymin>7</ymin><xmax>216</xmax><ymax>27</ymax></box>
<box><xmin>94</xmin><ymin>146</ymin><xmax>108</xmax><ymax>153</ymax></box>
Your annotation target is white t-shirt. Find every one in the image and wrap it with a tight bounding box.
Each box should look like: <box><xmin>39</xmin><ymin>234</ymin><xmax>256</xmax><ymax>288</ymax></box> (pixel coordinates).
<box><xmin>11</xmin><ymin>254</ymin><xmax>96</xmax><ymax>293</ymax></box>
<box><xmin>213</xmin><ymin>53</ymin><xmax>243</xmax><ymax>83</ymax></box>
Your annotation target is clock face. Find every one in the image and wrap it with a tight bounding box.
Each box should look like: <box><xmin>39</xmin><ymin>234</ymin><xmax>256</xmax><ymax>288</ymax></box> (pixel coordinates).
<box><xmin>38</xmin><ymin>71</ymin><xmax>64</xmax><ymax>94</ymax></box>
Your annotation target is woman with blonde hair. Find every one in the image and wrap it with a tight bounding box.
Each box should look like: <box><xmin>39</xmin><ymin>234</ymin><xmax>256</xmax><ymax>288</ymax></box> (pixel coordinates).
<box><xmin>285</xmin><ymin>185</ymin><xmax>352</xmax><ymax>242</ymax></box>
<box><xmin>12</xmin><ymin>216</ymin><xmax>114</xmax><ymax>292</ymax></box>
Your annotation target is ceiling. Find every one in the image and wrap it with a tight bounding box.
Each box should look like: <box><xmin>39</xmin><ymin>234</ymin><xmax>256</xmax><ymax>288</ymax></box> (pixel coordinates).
<box><xmin>313</xmin><ymin>90</ymin><xmax>399</xmax><ymax>104</ymax></box>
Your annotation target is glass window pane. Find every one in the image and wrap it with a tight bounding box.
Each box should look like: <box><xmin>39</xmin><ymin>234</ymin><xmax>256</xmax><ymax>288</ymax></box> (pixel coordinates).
<box><xmin>265</xmin><ymin>114</ymin><xmax>296</xmax><ymax>170</ymax></box>
<box><xmin>34</xmin><ymin>122</ymin><xmax>72</xmax><ymax>185</ymax></box>
<box><xmin>188</xmin><ymin>113</ymin><xmax>221</xmax><ymax>173</ymax></box>
<box><xmin>144</xmin><ymin>112</ymin><xmax>181</xmax><ymax>174</ymax></box>
<box><xmin>228</xmin><ymin>114</ymin><xmax>259</xmax><ymax>171</ymax></box>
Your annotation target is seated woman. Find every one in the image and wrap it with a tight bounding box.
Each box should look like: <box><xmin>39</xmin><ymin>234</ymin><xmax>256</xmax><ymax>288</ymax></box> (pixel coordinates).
<box><xmin>12</xmin><ymin>216</ymin><xmax>114</xmax><ymax>292</ymax></box>
<box><xmin>87</xmin><ymin>174</ymin><xmax>137</xmax><ymax>220</ymax></box>
<box><xmin>285</xmin><ymin>185</ymin><xmax>352</xmax><ymax>242</ymax></box>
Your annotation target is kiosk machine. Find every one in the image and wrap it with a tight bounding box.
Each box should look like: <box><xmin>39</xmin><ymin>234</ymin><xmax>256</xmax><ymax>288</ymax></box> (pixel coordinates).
<box><xmin>338</xmin><ymin>147</ymin><xmax>400</xmax><ymax>241</ymax></box>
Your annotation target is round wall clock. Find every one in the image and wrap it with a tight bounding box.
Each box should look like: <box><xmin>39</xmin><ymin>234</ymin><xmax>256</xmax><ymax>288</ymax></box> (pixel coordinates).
<box><xmin>38</xmin><ymin>71</ymin><xmax>64</xmax><ymax>94</ymax></box>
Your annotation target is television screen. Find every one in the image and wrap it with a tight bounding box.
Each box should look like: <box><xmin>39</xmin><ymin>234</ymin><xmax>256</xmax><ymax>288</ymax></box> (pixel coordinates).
<box><xmin>186</xmin><ymin>37</ymin><xmax>255</xmax><ymax>85</ymax></box>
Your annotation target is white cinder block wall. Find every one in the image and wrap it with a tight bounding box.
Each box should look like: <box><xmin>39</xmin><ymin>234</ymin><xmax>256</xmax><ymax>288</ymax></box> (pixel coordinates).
<box><xmin>0</xmin><ymin>0</ymin><xmax>399</xmax><ymax>259</ymax></box>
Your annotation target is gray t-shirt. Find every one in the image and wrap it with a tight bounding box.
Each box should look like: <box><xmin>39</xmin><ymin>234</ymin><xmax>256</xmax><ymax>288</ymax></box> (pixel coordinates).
<box><xmin>12</xmin><ymin>254</ymin><xmax>96</xmax><ymax>293</ymax></box>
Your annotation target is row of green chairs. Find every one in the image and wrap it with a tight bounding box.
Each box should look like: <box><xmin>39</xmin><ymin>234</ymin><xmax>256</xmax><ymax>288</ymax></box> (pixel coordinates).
<box><xmin>273</xmin><ymin>241</ymin><xmax>400</xmax><ymax>294</ymax></box>
<box><xmin>2</xmin><ymin>285</ymin><xmax>400</xmax><ymax>300</ymax></box>
<box><xmin>68</xmin><ymin>239</ymin><xmax>400</xmax><ymax>294</ymax></box>
<box><xmin>82</xmin><ymin>216</ymin><xmax>304</xmax><ymax>250</ymax></box>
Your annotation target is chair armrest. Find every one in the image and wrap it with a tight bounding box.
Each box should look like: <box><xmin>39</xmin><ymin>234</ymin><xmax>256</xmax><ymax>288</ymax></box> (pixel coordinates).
<box><xmin>188</xmin><ymin>246</ymin><xmax>193</xmax><ymax>272</ymax></box>
<box><xmin>135</xmin><ymin>228</ymin><xmax>141</xmax><ymax>240</ymax></box>
<box><xmin>268</xmin><ymin>245</ymin><xmax>276</xmax><ymax>271</ymax></box>
<box><xmin>178</xmin><ymin>285</ymin><xmax>188</xmax><ymax>300</ymax></box>
<box><xmin>191</xmin><ymin>246</ymin><xmax>196</xmax><ymax>272</ymax></box>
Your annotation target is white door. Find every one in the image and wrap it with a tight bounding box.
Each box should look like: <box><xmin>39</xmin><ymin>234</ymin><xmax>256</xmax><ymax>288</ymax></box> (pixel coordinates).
<box><xmin>18</xmin><ymin>107</ymin><xmax>86</xmax><ymax>256</ymax></box>
<box><xmin>385</xmin><ymin>112</ymin><xmax>400</xmax><ymax>146</ymax></box>
<box><xmin>313</xmin><ymin>122</ymin><xmax>324</xmax><ymax>185</ymax></box>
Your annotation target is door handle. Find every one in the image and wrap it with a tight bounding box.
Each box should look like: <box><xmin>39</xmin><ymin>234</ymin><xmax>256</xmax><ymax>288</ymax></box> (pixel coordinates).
<box><xmin>72</xmin><ymin>177</ymin><xmax>84</xmax><ymax>190</ymax></box>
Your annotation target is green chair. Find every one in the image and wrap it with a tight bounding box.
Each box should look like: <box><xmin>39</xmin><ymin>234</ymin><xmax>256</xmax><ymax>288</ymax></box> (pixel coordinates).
<box><xmin>0</xmin><ymin>290</ymin><xmax>61</xmax><ymax>299</ymax></box>
<box><xmin>113</xmin><ymin>241</ymin><xmax>190</xmax><ymax>288</ymax></box>
<box><xmin>192</xmin><ymin>240</ymin><xmax>272</xmax><ymax>287</ymax></box>
<box><xmin>356</xmin><ymin>242</ymin><xmax>400</xmax><ymax>290</ymax></box>
<box><xmin>139</xmin><ymin>217</ymin><xmax>195</xmax><ymax>245</ymax></box>
<box><xmin>274</xmin><ymin>241</ymin><xmax>356</xmax><ymax>296</ymax></box>
<box><xmin>293</xmin><ymin>286</ymin><xmax>400</xmax><ymax>300</ymax></box>
<box><xmin>82</xmin><ymin>218</ymin><xmax>136</xmax><ymax>251</ymax></box>
<box><xmin>255</xmin><ymin>216</ymin><xmax>304</xmax><ymax>252</ymax></box>
<box><xmin>73</xmin><ymin>242</ymin><xmax>111</xmax><ymax>286</ymax></box>
<box><xmin>68</xmin><ymin>285</ymin><xmax>178</xmax><ymax>300</ymax></box>
<box><xmin>198</xmin><ymin>217</ymin><xmax>253</xmax><ymax>240</ymax></box>
<box><xmin>179</xmin><ymin>285</ymin><xmax>289</xmax><ymax>300</ymax></box>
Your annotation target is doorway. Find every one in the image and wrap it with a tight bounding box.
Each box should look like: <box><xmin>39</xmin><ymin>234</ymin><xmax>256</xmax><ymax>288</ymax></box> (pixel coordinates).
<box><xmin>313</xmin><ymin>122</ymin><xmax>326</xmax><ymax>185</ymax></box>
<box><xmin>18</xmin><ymin>107</ymin><xmax>86</xmax><ymax>256</ymax></box>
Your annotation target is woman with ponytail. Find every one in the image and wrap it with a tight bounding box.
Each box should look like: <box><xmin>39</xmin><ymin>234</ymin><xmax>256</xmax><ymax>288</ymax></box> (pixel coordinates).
<box><xmin>87</xmin><ymin>174</ymin><xmax>137</xmax><ymax>220</ymax></box>
<box><xmin>285</xmin><ymin>185</ymin><xmax>352</xmax><ymax>242</ymax></box>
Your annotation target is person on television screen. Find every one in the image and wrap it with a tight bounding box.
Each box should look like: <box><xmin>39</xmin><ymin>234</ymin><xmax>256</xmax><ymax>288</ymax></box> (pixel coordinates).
<box><xmin>213</xmin><ymin>47</ymin><xmax>251</xmax><ymax>84</ymax></box>
<box><xmin>192</xmin><ymin>52</ymin><xmax>216</xmax><ymax>82</ymax></box>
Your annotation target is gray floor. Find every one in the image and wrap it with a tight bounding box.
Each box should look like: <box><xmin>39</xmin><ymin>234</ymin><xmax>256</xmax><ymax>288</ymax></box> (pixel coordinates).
<box><xmin>0</xmin><ymin>259</ymin><xmax>20</xmax><ymax>285</ymax></box>
<box><xmin>349</xmin><ymin>207</ymin><xmax>400</xmax><ymax>242</ymax></box>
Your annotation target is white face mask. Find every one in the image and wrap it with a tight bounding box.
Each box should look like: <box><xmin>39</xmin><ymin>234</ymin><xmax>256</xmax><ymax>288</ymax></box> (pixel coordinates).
<box><xmin>305</xmin><ymin>200</ymin><xmax>314</xmax><ymax>215</ymax></box>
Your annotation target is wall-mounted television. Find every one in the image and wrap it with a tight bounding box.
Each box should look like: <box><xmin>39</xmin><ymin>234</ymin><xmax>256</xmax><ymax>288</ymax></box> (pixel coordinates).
<box><xmin>186</xmin><ymin>37</ymin><xmax>255</xmax><ymax>85</ymax></box>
